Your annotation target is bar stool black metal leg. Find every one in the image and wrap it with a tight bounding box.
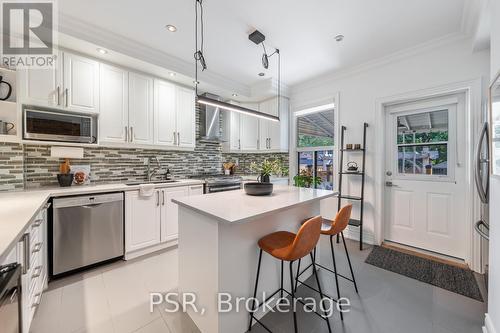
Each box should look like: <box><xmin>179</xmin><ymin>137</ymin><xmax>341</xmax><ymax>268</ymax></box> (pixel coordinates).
<box><xmin>280</xmin><ymin>260</ymin><xmax>284</xmax><ymax>299</ymax></box>
<box><xmin>289</xmin><ymin>261</ymin><xmax>298</xmax><ymax>333</ymax></box>
<box><xmin>330</xmin><ymin>235</ymin><xmax>343</xmax><ymax>320</ymax></box>
<box><xmin>294</xmin><ymin>259</ymin><xmax>301</xmax><ymax>292</ymax></box>
<box><xmin>310</xmin><ymin>253</ymin><xmax>332</xmax><ymax>333</ymax></box>
<box><xmin>248</xmin><ymin>249</ymin><xmax>263</xmax><ymax>331</ymax></box>
<box><xmin>341</xmin><ymin>232</ymin><xmax>358</xmax><ymax>293</ymax></box>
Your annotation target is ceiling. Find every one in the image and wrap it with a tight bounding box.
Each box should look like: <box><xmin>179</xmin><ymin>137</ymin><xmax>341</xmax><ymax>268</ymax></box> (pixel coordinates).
<box><xmin>58</xmin><ymin>0</ymin><xmax>468</xmax><ymax>94</ymax></box>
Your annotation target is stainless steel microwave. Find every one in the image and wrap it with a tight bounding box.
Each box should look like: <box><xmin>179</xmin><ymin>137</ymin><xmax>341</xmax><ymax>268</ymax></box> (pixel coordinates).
<box><xmin>23</xmin><ymin>109</ymin><xmax>95</xmax><ymax>143</ymax></box>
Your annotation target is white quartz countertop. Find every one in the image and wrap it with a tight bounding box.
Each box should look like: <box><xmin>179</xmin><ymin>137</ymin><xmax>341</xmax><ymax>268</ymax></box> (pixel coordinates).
<box><xmin>173</xmin><ymin>185</ymin><xmax>336</xmax><ymax>224</ymax></box>
<box><xmin>0</xmin><ymin>179</ymin><xmax>204</xmax><ymax>262</ymax></box>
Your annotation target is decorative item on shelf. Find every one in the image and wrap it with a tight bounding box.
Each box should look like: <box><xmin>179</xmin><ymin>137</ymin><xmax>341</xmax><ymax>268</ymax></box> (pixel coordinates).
<box><xmin>345</xmin><ymin>144</ymin><xmax>353</xmax><ymax>150</ymax></box>
<box><xmin>0</xmin><ymin>75</ymin><xmax>12</xmax><ymax>101</ymax></box>
<box><xmin>0</xmin><ymin>120</ymin><xmax>14</xmax><ymax>135</ymax></box>
<box><xmin>354</xmin><ymin>144</ymin><xmax>361</xmax><ymax>150</ymax></box>
<box><xmin>347</xmin><ymin>162</ymin><xmax>358</xmax><ymax>172</ymax></box>
<box><xmin>244</xmin><ymin>182</ymin><xmax>274</xmax><ymax>196</ymax></box>
<box><xmin>50</xmin><ymin>147</ymin><xmax>84</xmax><ymax>187</ymax></box>
<box><xmin>70</xmin><ymin>165</ymin><xmax>91</xmax><ymax>185</ymax></box>
<box><xmin>249</xmin><ymin>159</ymin><xmax>282</xmax><ymax>183</ymax></box>
<box><xmin>293</xmin><ymin>169</ymin><xmax>321</xmax><ymax>188</ymax></box>
<box><xmin>223</xmin><ymin>162</ymin><xmax>234</xmax><ymax>175</ymax></box>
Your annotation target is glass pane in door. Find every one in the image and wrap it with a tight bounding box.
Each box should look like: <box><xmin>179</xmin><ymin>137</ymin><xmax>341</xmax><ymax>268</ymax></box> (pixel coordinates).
<box><xmin>396</xmin><ymin>110</ymin><xmax>449</xmax><ymax>176</ymax></box>
<box><xmin>298</xmin><ymin>152</ymin><xmax>314</xmax><ymax>176</ymax></box>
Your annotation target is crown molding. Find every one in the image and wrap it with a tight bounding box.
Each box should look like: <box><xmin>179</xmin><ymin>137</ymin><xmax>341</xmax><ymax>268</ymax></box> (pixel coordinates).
<box><xmin>291</xmin><ymin>32</ymin><xmax>470</xmax><ymax>94</ymax></box>
<box><xmin>57</xmin><ymin>14</ymin><xmax>251</xmax><ymax>96</ymax></box>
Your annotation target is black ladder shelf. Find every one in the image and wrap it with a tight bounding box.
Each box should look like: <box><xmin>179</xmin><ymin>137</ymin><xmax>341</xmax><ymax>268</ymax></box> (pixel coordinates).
<box><xmin>337</xmin><ymin>123</ymin><xmax>368</xmax><ymax>250</ymax></box>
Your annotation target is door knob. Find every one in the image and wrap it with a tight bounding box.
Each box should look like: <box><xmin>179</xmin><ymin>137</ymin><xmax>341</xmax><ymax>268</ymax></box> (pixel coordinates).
<box><xmin>386</xmin><ymin>171</ymin><xmax>392</xmax><ymax>176</ymax></box>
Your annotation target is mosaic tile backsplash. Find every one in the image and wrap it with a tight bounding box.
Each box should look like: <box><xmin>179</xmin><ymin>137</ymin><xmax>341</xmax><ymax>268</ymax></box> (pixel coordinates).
<box><xmin>222</xmin><ymin>153</ymin><xmax>289</xmax><ymax>176</ymax></box>
<box><xmin>0</xmin><ymin>142</ymin><xmax>24</xmax><ymax>191</ymax></box>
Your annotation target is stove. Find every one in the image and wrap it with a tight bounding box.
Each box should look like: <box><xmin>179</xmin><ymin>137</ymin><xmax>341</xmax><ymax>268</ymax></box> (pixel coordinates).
<box><xmin>189</xmin><ymin>174</ymin><xmax>242</xmax><ymax>193</ymax></box>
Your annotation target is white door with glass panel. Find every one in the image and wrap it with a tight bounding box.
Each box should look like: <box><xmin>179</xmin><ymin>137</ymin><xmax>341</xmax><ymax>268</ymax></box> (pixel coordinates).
<box><xmin>384</xmin><ymin>97</ymin><xmax>466</xmax><ymax>258</ymax></box>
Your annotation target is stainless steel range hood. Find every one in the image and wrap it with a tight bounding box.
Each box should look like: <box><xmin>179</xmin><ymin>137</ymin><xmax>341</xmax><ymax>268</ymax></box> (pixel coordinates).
<box><xmin>198</xmin><ymin>93</ymin><xmax>225</xmax><ymax>142</ymax></box>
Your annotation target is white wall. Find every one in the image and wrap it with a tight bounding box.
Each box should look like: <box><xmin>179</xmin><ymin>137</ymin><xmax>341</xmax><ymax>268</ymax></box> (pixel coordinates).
<box><xmin>290</xmin><ymin>37</ymin><xmax>489</xmax><ymax>245</ymax></box>
<box><xmin>487</xmin><ymin>0</ymin><xmax>500</xmax><ymax>331</ymax></box>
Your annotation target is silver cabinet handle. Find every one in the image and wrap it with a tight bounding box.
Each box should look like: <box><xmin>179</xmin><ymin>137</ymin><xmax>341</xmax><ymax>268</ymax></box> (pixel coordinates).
<box><xmin>177</xmin><ymin>132</ymin><xmax>180</xmax><ymax>146</ymax></box>
<box><xmin>162</xmin><ymin>190</ymin><xmax>165</xmax><ymax>206</ymax></box>
<box><xmin>269</xmin><ymin>138</ymin><xmax>271</xmax><ymax>149</ymax></box>
<box><xmin>32</xmin><ymin>242</ymin><xmax>42</xmax><ymax>254</ymax></box>
<box><xmin>238</xmin><ymin>139</ymin><xmax>241</xmax><ymax>150</ymax></box>
<box><xmin>130</xmin><ymin>126</ymin><xmax>134</xmax><ymax>142</ymax></box>
<box><xmin>125</xmin><ymin>126</ymin><xmax>128</xmax><ymax>142</ymax></box>
<box><xmin>32</xmin><ymin>265</ymin><xmax>42</xmax><ymax>279</ymax></box>
<box><xmin>190</xmin><ymin>185</ymin><xmax>203</xmax><ymax>190</ymax></box>
<box><xmin>156</xmin><ymin>191</ymin><xmax>160</xmax><ymax>206</ymax></box>
<box><xmin>22</xmin><ymin>233</ymin><xmax>30</xmax><ymax>274</ymax></box>
<box><xmin>56</xmin><ymin>86</ymin><xmax>60</xmax><ymax>105</ymax></box>
<box><xmin>173</xmin><ymin>132</ymin><xmax>176</xmax><ymax>145</ymax></box>
<box><xmin>65</xmin><ymin>88</ymin><xmax>69</xmax><ymax>107</ymax></box>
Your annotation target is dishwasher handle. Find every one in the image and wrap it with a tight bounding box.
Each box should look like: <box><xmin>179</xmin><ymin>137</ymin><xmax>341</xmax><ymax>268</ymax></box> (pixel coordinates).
<box><xmin>53</xmin><ymin>193</ymin><xmax>124</xmax><ymax>208</ymax></box>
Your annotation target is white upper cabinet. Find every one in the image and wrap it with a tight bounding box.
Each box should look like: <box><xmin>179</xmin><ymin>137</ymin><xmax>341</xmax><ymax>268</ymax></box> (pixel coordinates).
<box><xmin>230</xmin><ymin>111</ymin><xmax>240</xmax><ymax>150</ymax></box>
<box><xmin>259</xmin><ymin>98</ymin><xmax>285</xmax><ymax>151</ymax></box>
<box><xmin>99</xmin><ymin>64</ymin><xmax>129</xmax><ymax>143</ymax></box>
<box><xmin>63</xmin><ymin>52</ymin><xmax>100</xmax><ymax>113</ymax></box>
<box><xmin>128</xmin><ymin>72</ymin><xmax>153</xmax><ymax>145</ymax></box>
<box><xmin>20</xmin><ymin>52</ymin><xmax>61</xmax><ymax>107</ymax></box>
<box><xmin>154</xmin><ymin>79</ymin><xmax>176</xmax><ymax>146</ymax></box>
<box><xmin>176</xmin><ymin>86</ymin><xmax>196</xmax><ymax>148</ymax></box>
<box><xmin>239</xmin><ymin>102</ymin><xmax>260</xmax><ymax>151</ymax></box>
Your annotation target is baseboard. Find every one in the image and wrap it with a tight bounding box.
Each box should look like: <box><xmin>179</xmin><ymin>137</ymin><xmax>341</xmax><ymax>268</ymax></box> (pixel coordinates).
<box><xmin>344</xmin><ymin>225</ymin><xmax>375</xmax><ymax>245</ymax></box>
<box><xmin>484</xmin><ymin>314</ymin><xmax>497</xmax><ymax>333</ymax></box>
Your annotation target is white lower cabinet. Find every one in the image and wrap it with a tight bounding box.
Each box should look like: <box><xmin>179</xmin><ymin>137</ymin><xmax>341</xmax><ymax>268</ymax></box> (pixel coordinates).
<box><xmin>160</xmin><ymin>186</ymin><xmax>189</xmax><ymax>243</ymax></box>
<box><xmin>18</xmin><ymin>203</ymin><xmax>49</xmax><ymax>333</ymax></box>
<box><xmin>125</xmin><ymin>185</ymin><xmax>201</xmax><ymax>258</ymax></box>
<box><xmin>125</xmin><ymin>190</ymin><xmax>161</xmax><ymax>253</ymax></box>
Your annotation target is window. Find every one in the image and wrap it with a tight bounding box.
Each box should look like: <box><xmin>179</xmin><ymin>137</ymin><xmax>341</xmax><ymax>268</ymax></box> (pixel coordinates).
<box><xmin>296</xmin><ymin>106</ymin><xmax>335</xmax><ymax>189</ymax></box>
<box><xmin>396</xmin><ymin>110</ymin><xmax>449</xmax><ymax>176</ymax></box>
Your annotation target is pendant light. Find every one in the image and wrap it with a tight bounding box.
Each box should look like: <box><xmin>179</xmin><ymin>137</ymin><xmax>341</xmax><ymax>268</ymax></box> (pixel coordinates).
<box><xmin>193</xmin><ymin>0</ymin><xmax>280</xmax><ymax>122</ymax></box>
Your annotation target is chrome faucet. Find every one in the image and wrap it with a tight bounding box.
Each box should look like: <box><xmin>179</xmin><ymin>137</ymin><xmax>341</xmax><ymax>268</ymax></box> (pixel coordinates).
<box><xmin>147</xmin><ymin>157</ymin><xmax>161</xmax><ymax>182</ymax></box>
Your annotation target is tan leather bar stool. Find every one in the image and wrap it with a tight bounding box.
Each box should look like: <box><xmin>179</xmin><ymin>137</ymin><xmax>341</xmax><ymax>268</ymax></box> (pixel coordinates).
<box><xmin>295</xmin><ymin>204</ymin><xmax>358</xmax><ymax>321</ymax></box>
<box><xmin>248</xmin><ymin>216</ymin><xmax>332</xmax><ymax>333</ymax></box>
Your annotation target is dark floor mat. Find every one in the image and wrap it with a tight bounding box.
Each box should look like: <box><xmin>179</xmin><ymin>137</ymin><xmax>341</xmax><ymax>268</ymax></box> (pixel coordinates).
<box><xmin>365</xmin><ymin>246</ymin><xmax>483</xmax><ymax>302</ymax></box>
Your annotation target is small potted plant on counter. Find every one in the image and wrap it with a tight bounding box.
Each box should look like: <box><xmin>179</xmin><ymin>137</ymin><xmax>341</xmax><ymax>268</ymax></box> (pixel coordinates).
<box><xmin>293</xmin><ymin>169</ymin><xmax>321</xmax><ymax>188</ymax></box>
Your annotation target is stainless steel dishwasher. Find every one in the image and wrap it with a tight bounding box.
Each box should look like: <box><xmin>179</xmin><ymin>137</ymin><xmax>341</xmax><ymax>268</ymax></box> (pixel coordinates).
<box><xmin>52</xmin><ymin>192</ymin><xmax>124</xmax><ymax>276</ymax></box>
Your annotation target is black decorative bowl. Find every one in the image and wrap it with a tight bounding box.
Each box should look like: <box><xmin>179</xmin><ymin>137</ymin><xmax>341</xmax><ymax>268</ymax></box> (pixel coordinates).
<box><xmin>57</xmin><ymin>173</ymin><xmax>74</xmax><ymax>187</ymax></box>
<box><xmin>244</xmin><ymin>182</ymin><xmax>273</xmax><ymax>196</ymax></box>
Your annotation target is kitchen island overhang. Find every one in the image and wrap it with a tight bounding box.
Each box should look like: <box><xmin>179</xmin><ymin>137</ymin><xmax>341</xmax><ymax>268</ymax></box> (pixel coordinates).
<box><xmin>173</xmin><ymin>185</ymin><xmax>336</xmax><ymax>333</ymax></box>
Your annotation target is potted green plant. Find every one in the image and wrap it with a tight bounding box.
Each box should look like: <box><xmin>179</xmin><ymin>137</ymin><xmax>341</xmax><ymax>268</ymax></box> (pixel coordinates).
<box><xmin>249</xmin><ymin>159</ymin><xmax>281</xmax><ymax>183</ymax></box>
<box><xmin>293</xmin><ymin>169</ymin><xmax>321</xmax><ymax>188</ymax></box>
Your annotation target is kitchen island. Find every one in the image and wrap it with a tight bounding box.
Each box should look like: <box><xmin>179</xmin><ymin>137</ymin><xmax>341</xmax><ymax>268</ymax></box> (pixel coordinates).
<box><xmin>173</xmin><ymin>185</ymin><xmax>336</xmax><ymax>333</ymax></box>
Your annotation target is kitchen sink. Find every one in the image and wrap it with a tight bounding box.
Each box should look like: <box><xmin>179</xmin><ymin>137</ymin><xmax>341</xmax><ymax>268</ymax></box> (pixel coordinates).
<box><xmin>125</xmin><ymin>180</ymin><xmax>178</xmax><ymax>186</ymax></box>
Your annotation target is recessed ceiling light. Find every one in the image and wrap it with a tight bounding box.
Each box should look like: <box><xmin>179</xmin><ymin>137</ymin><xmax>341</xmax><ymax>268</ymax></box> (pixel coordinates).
<box><xmin>169</xmin><ymin>72</ymin><xmax>176</xmax><ymax>77</ymax></box>
<box><xmin>97</xmin><ymin>48</ymin><xmax>108</xmax><ymax>54</ymax></box>
<box><xmin>258</xmin><ymin>72</ymin><xmax>265</xmax><ymax>77</ymax></box>
<box><xmin>334</xmin><ymin>34</ymin><xmax>344</xmax><ymax>42</ymax></box>
<box><xmin>232</xmin><ymin>93</ymin><xmax>238</xmax><ymax>97</ymax></box>
<box><xmin>166</xmin><ymin>24</ymin><xmax>177</xmax><ymax>32</ymax></box>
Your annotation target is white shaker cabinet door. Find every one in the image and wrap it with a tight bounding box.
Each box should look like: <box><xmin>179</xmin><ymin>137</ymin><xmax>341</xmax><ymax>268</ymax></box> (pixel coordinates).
<box><xmin>128</xmin><ymin>72</ymin><xmax>154</xmax><ymax>144</ymax></box>
<box><xmin>20</xmin><ymin>54</ymin><xmax>61</xmax><ymax>107</ymax></box>
<box><xmin>154</xmin><ymin>79</ymin><xmax>177</xmax><ymax>146</ymax></box>
<box><xmin>175</xmin><ymin>86</ymin><xmax>196</xmax><ymax>148</ymax></box>
<box><xmin>240</xmin><ymin>114</ymin><xmax>259</xmax><ymax>150</ymax></box>
<box><xmin>125</xmin><ymin>191</ymin><xmax>161</xmax><ymax>252</ymax></box>
<box><xmin>160</xmin><ymin>186</ymin><xmax>189</xmax><ymax>243</ymax></box>
<box><xmin>63</xmin><ymin>52</ymin><xmax>100</xmax><ymax>113</ymax></box>
<box><xmin>99</xmin><ymin>64</ymin><xmax>129</xmax><ymax>143</ymax></box>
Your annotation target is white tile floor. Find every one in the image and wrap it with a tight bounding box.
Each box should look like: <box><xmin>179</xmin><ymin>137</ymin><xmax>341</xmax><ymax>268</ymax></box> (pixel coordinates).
<box><xmin>30</xmin><ymin>241</ymin><xmax>487</xmax><ymax>333</ymax></box>
<box><xmin>30</xmin><ymin>248</ymin><xmax>199</xmax><ymax>333</ymax></box>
